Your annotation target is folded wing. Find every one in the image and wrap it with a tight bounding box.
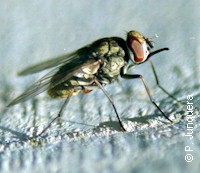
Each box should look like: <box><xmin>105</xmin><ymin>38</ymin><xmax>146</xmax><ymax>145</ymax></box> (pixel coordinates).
<box><xmin>8</xmin><ymin>47</ymin><xmax>97</xmax><ymax>107</ymax></box>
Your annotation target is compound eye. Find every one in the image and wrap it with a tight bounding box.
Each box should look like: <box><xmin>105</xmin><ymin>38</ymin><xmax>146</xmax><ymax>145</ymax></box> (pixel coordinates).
<box><xmin>129</xmin><ymin>38</ymin><xmax>149</xmax><ymax>63</ymax></box>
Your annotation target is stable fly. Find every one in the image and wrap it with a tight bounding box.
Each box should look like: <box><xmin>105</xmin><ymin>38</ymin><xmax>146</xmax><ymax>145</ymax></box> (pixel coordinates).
<box><xmin>8</xmin><ymin>30</ymin><xmax>177</xmax><ymax>137</ymax></box>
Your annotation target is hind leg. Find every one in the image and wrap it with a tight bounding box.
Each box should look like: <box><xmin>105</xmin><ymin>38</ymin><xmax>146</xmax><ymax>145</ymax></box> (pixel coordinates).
<box><xmin>31</xmin><ymin>89</ymin><xmax>74</xmax><ymax>138</ymax></box>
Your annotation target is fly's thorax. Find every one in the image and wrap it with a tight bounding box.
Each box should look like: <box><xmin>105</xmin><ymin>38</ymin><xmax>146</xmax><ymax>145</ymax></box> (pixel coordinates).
<box><xmin>106</xmin><ymin>40</ymin><xmax>122</xmax><ymax>56</ymax></box>
<box><xmin>94</xmin><ymin>41</ymin><xmax>109</xmax><ymax>57</ymax></box>
<box><xmin>101</xmin><ymin>55</ymin><xmax>125</xmax><ymax>78</ymax></box>
<box><xmin>102</xmin><ymin>40</ymin><xmax>125</xmax><ymax>76</ymax></box>
<box><xmin>91</xmin><ymin>39</ymin><xmax>126</xmax><ymax>79</ymax></box>
<box><xmin>92</xmin><ymin>39</ymin><xmax>125</xmax><ymax>57</ymax></box>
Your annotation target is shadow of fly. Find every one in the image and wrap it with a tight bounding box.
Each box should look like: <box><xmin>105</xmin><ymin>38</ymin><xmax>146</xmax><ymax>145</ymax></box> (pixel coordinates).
<box><xmin>7</xmin><ymin>31</ymin><xmax>179</xmax><ymax>137</ymax></box>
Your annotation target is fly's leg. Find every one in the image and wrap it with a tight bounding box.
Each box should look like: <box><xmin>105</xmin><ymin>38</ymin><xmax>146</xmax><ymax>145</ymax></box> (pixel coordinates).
<box><xmin>149</xmin><ymin>59</ymin><xmax>181</xmax><ymax>103</ymax></box>
<box><xmin>93</xmin><ymin>78</ymin><xmax>126</xmax><ymax>131</ymax></box>
<box><xmin>121</xmin><ymin>74</ymin><xmax>173</xmax><ymax>123</ymax></box>
<box><xmin>30</xmin><ymin>89</ymin><xmax>73</xmax><ymax>138</ymax></box>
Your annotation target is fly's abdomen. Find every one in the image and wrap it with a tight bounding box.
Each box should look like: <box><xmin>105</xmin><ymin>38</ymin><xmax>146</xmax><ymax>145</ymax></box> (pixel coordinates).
<box><xmin>48</xmin><ymin>82</ymin><xmax>77</xmax><ymax>98</ymax></box>
<box><xmin>48</xmin><ymin>77</ymin><xmax>94</xmax><ymax>98</ymax></box>
<box><xmin>48</xmin><ymin>60</ymin><xmax>101</xmax><ymax>98</ymax></box>
<box><xmin>48</xmin><ymin>75</ymin><xmax>96</xmax><ymax>98</ymax></box>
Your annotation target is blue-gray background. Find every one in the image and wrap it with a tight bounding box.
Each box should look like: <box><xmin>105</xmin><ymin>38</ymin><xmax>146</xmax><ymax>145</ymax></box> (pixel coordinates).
<box><xmin>0</xmin><ymin>0</ymin><xmax>200</xmax><ymax>173</ymax></box>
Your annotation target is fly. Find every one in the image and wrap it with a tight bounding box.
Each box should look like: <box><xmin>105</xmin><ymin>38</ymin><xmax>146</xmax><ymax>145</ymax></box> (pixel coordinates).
<box><xmin>8</xmin><ymin>30</ymin><xmax>179</xmax><ymax>137</ymax></box>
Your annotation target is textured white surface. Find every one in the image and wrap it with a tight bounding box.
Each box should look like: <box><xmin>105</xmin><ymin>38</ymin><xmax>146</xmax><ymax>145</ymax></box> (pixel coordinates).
<box><xmin>0</xmin><ymin>0</ymin><xmax>200</xmax><ymax>173</ymax></box>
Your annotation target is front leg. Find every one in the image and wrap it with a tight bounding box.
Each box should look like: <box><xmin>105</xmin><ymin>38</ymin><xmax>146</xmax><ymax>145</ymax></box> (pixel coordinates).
<box><xmin>120</xmin><ymin>72</ymin><xmax>172</xmax><ymax>123</ymax></box>
<box><xmin>93</xmin><ymin>78</ymin><xmax>126</xmax><ymax>131</ymax></box>
<box><xmin>148</xmin><ymin>59</ymin><xmax>181</xmax><ymax>103</ymax></box>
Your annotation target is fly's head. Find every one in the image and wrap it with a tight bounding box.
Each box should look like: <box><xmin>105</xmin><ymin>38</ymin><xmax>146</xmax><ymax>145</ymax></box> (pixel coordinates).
<box><xmin>127</xmin><ymin>31</ymin><xmax>154</xmax><ymax>64</ymax></box>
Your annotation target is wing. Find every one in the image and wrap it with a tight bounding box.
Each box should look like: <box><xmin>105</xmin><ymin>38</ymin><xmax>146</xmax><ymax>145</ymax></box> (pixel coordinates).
<box><xmin>7</xmin><ymin>48</ymin><xmax>98</xmax><ymax>107</ymax></box>
<box><xmin>18</xmin><ymin>47</ymin><xmax>89</xmax><ymax>76</ymax></box>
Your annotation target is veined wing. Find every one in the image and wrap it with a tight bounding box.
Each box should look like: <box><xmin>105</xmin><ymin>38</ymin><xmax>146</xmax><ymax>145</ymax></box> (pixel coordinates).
<box><xmin>18</xmin><ymin>47</ymin><xmax>89</xmax><ymax>76</ymax></box>
<box><xmin>8</xmin><ymin>50</ymin><xmax>98</xmax><ymax>107</ymax></box>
